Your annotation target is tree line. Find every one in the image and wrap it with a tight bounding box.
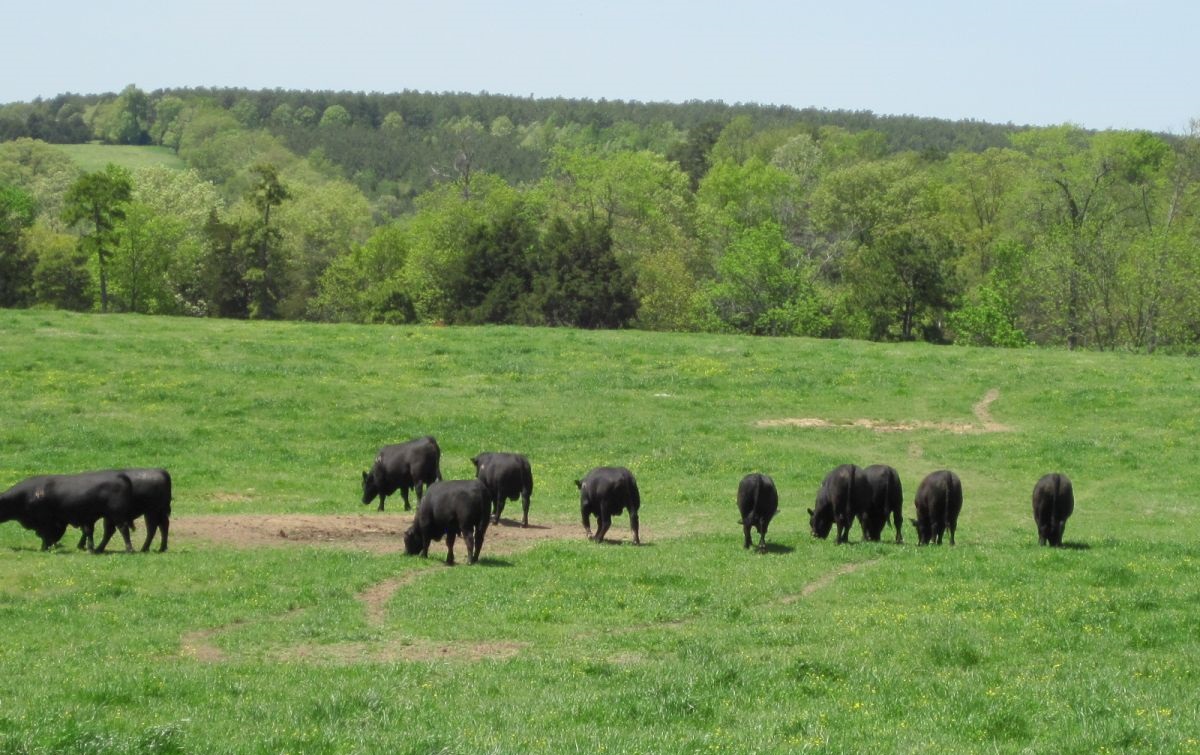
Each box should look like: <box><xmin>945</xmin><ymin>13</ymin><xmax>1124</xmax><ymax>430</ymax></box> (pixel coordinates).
<box><xmin>1</xmin><ymin>85</ymin><xmax>1198</xmax><ymax>352</ymax></box>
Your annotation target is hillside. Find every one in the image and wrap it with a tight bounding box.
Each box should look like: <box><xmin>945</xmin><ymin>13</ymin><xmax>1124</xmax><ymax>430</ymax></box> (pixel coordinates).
<box><xmin>0</xmin><ymin>310</ymin><xmax>1196</xmax><ymax>752</ymax></box>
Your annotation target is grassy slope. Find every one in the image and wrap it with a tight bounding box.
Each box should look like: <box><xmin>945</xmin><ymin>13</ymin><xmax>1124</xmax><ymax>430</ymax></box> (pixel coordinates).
<box><xmin>0</xmin><ymin>309</ymin><xmax>1197</xmax><ymax>753</ymax></box>
<box><xmin>54</xmin><ymin>143</ymin><xmax>186</xmax><ymax>173</ymax></box>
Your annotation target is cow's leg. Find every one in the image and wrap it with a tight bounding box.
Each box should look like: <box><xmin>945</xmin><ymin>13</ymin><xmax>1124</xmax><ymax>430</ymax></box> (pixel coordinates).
<box><xmin>757</xmin><ymin>520</ymin><xmax>769</xmax><ymax>553</ymax></box>
<box><xmin>491</xmin><ymin>495</ymin><xmax>502</xmax><ymax>525</ymax></box>
<box><xmin>472</xmin><ymin>522</ymin><xmax>487</xmax><ymax>563</ymax></box>
<box><xmin>116</xmin><ymin>521</ymin><xmax>134</xmax><ymax>553</ymax></box>
<box><xmin>948</xmin><ymin>523</ymin><xmax>956</xmax><ymax>546</ymax></box>
<box><xmin>893</xmin><ymin>506</ymin><xmax>903</xmax><ymax>544</ymax></box>
<box><xmin>141</xmin><ymin>515</ymin><xmax>158</xmax><ymax>552</ymax></box>
<box><xmin>76</xmin><ymin>529</ymin><xmax>88</xmax><ymax>550</ymax></box>
<box><xmin>377</xmin><ymin>493</ymin><xmax>387</xmax><ymax>512</ymax></box>
<box><xmin>628</xmin><ymin>509</ymin><xmax>640</xmax><ymax>546</ymax></box>
<box><xmin>81</xmin><ymin>522</ymin><xmax>97</xmax><ymax>553</ymax></box>
<box><xmin>400</xmin><ymin>486</ymin><xmax>412</xmax><ymax>512</ymax></box>
<box><xmin>743</xmin><ymin>522</ymin><xmax>753</xmax><ymax>549</ymax></box>
<box><xmin>595</xmin><ymin>512</ymin><xmax>612</xmax><ymax>543</ymax></box>
<box><xmin>93</xmin><ymin>519</ymin><xmax>117</xmax><ymax>553</ymax></box>
<box><xmin>158</xmin><ymin>517</ymin><xmax>169</xmax><ymax>552</ymax></box>
<box><xmin>520</xmin><ymin>491</ymin><xmax>530</xmax><ymax>528</ymax></box>
<box><xmin>445</xmin><ymin>531</ymin><xmax>457</xmax><ymax>566</ymax></box>
<box><xmin>582</xmin><ymin>507</ymin><xmax>593</xmax><ymax>540</ymax></box>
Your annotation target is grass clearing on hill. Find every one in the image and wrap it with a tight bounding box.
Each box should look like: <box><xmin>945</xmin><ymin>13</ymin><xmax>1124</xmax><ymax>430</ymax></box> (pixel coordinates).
<box><xmin>54</xmin><ymin>143</ymin><xmax>186</xmax><ymax>173</ymax></box>
<box><xmin>0</xmin><ymin>309</ymin><xmax>1197</xmax><ymax>753</ymax></box>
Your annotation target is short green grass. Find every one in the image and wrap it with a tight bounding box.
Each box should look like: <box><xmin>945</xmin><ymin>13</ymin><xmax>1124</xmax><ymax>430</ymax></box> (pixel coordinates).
<box><xmin>0</xmin><ymin>309</ymin><xmax>1198</xmax><ymax>753</ymax></box>
<box><xmin>54</xmin><ymin>143</ymin><xmax>186</xmax><ymax>173</ymax></box>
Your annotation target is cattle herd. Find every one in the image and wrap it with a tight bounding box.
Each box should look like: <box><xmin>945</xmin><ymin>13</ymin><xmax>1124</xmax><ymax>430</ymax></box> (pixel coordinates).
<box><xmin>0</xmin><ymin>434</ymin><xmax>1076</xmax><ymax>561</ymax></box>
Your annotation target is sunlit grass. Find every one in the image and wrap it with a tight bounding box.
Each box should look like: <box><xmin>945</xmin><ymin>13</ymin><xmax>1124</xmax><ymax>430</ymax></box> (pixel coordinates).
<box><xmin>0</xmin><ymin>309</ymin><xmax>1198</xmax><ymax>752</ymax></box>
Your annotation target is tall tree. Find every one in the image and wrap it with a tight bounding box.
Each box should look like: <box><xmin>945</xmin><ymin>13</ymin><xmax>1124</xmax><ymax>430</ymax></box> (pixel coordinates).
<box><xmin>0</xmin><ymin>183</ymin><xmax>37</xmax><ymax>306</ymax></box>
<box><xmin>61</xmin><ymin>163</ymin><xmax>132</xmax><ymax>312</ymax></box>
<box><xmin>243</xmin><ymin>163</ymin><xmax>291</xmax><ymax>319</ymax></box>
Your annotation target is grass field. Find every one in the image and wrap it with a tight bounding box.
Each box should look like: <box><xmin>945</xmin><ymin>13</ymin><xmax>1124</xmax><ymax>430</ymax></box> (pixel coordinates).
<box><xmin>0</xmin><ymin>309</ymin><xmax>1198</xmax><ymax>753</ymax></box>
<box><xmin>54</xmin><ymin>143</ymin><xmax>187</xmax><ymax>173</ymax></box>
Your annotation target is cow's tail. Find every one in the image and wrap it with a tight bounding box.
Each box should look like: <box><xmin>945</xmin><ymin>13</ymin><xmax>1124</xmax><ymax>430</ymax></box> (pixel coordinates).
<box><xmin>523</xmin><ymin>459</ymin><xmax>534</xmax><ymax>496</ymax></box>
<box><xmin>882</xmin><ymin>471</ymin><xmax>893</xmax><ymax>530</ymax></box>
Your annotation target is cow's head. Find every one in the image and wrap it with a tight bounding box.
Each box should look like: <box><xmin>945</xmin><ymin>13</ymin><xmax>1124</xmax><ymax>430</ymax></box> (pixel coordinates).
<box><xmin>909</xmin><ymin>517</ymin><xmax>931</xmax><ymax>545</ymax></box>
<box><xmin>361</xmin><ymin>471</ymin><xmax>378</xmax><ymax>505</ymax></box>
<box><xmin>402</xmin><ymin>524</ymin><xmax>422</xmax><ymax>555</ymax></box>
<box><xmin>808</xmin><ymin>507</ymin><xmax>833</xmax><ymax>539</ymax></box>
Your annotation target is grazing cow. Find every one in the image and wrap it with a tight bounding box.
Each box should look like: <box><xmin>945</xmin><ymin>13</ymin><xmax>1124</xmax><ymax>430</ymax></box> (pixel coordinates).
<box><xmin>736</xmin><ymin>473</ymin><xmax>778</xmax><ymax>553</ymax></box>
<box><xmin>361</xmin><ymin>436</ymin><xmax>442</xmax><ymax>511</ymax></box>
<box><xmin>860</xmin><ymin>464</ymin><xmax>903</xmax><ymax>543</ymax></box>
<box><xmin>910</xmin><ymin>470</ymin><xmax>963</xmax><ymax>545</ymax></box>
<box><xmin>0</xmin><ymin>471</ymin><xmax>136</xmax><ymax>552</ymax></box>
<box><xmin>1032</xmin><ymin>472</ymin><xmax>1074</xmax><ymax>547</ymax></box>
<box><xmin>402</xmin><ymin>479</ymin><xmax>490</xmax><ymax>565</ymax></box>
<box><xmin>471</xmin><ymin>452</ymin><xmax>534</xmax><ymax>527</ymax></box>
<box><xmin>576</xmin><ymin>466</ymin><xmax>641</xmax><ymax>545</ymax></box>
<box><xmin>809</xmin><ymin>464</ymin><xmax>869</xmax><ymax>544</ymax></box>
<box><xmin>79</xmin><ymin>468</ymin><xmax>173</xmax><ymax>553</ymax></box>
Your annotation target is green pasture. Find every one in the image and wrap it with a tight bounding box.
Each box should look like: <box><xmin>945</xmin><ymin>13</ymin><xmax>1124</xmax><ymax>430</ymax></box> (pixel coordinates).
<box><xmin>0</xmin><ymin>309</ymin><xmax>1197</xmax><ymax>753</ymax></box>
<box><xmin>54</xmin><ymin>143</ymin><xmax>186</xmax><ymax>174</ymax></box>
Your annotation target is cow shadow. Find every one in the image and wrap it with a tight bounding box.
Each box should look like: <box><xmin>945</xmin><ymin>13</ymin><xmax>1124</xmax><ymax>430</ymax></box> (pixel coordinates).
<box><xmin>761</xmin><ymin>542</ymin><xmax>795</xmax><ymax>555</ymax></box>
<box><xmin>473</xmin><ymin>556</ymin><xmax>514</xmax><ymax>567</ymax></box>
<box><xmin>592</xmin><ymin>538</ymin><xmax>653</xmax><ymax>547</ymax></box>
<box><xmin>1058</xmin><ymin>541</ymin><xmax>1091</xmax><ymax>551</ymax></box>
<box><xmin>495</xmin><ymin>519</ymin><xmax>550</xmax><ymax>529</ymax></box>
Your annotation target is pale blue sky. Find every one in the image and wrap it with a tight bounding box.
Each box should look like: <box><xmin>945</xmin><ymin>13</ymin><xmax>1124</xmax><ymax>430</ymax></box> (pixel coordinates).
<box><xmin>4</xmin><ymin>0</ymin><xmax>1196</xmax><ymax>132</ymax></box>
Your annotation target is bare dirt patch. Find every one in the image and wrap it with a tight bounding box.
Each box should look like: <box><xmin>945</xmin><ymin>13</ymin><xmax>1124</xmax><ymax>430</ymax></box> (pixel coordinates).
<box><xmin>174</xmin><ymin>513</ymin><xmax>588</xmax><ymax>555</ymax></box>
<box><xmin>756</xmin><ymin>389</ymin><xmax>1011</xmax><ymax>434</ymax></box>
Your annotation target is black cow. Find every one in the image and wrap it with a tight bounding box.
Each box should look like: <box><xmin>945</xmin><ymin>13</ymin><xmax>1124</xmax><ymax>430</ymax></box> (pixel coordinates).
<box><xmin>1032</xmin><ymin>472</ymin><xmax>1074</xmax><ymax>547</ymax></box>
<box><xmin>736</xmin><ymin>473</ymin><xmax>778</xmax><ymax>553</ymax></box>
<box><xmin>576</xmin><ymin>466</ymin><xmax>641</xmax><ymax>545</ymax></box>
<box><xmin>0</xmin><ymin>471</ymin><xmax>136</xmax><ymax>552</ymax></box>
<box><xmin>78</xmin><ymin>468</ymin><xmax>173</xmax><ymax>553</ymax></box>
<box><xmin>402</xmin><ymin>479</ymin><xmax>490</xmax><ymax>565</ymax></box>
<box><xmin>860</xmin><ymin>464</ymin><xmax>903</xmax><ymax>543</ymax></box>
<box><xmin>471</xmin><ymin>452</ymin><xmax>533</xmax><ymax>527</ymax></box>
<box><xmin>910</xmin><ymin>470</ymin><xmax>963</xmax><ymax>545</ymax></box>
<box><xmin>809</xmin><ymin>464</ymin><xmax>869</xmax><ymax>544</ymax></box>
<box><xmin>362</xmin><ymin>436</ymin><xmax>442</xmax><ymax>511</ymax></box>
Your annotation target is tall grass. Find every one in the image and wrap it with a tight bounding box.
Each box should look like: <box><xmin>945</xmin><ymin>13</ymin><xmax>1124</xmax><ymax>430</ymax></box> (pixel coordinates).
<box><xmin>0</xmin><ymin>309</ymin><xmax>1197</xmax><ymax>753</ymax></box>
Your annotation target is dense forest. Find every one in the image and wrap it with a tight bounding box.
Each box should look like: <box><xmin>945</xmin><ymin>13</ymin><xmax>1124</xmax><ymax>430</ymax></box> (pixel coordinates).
<box><xmin>1</xmin><ymin>85</ymin><xmax>1198</xmax><ymax>352</ymax></box>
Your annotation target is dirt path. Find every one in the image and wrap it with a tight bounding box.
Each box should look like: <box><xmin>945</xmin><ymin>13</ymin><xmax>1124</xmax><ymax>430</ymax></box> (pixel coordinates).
<box><xmin>756</xmin><ymin>388</ymin><xmax>1010</xmax><ymax>434</ymax></box>
<box><xmin>776</xmin><ymin>558</ymin><xmax>881</xmax><ymax>606</ymax></box>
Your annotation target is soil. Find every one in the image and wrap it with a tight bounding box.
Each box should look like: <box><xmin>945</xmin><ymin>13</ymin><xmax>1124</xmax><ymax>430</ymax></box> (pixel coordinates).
<box><xmin>756</xmin><ymin>388</ymin><xmax>1011</xmax><ymax>434</ymax></box>
<box><xmin>173</xmin><ymin>513</ymin><xmax>589</xmax><ymax>555</ymax></box>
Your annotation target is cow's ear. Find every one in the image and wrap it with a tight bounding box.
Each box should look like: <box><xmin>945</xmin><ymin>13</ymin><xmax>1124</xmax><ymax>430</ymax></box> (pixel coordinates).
<box><xmin>362</xmin><ymin>471</ymin><xmax>369</xmax><ymax>482</ymax></box>
<box><xmin>807</xmin><ymin>508</ymin><xmax>814</xmax><ymax>516</ymax></box>
<box><xmin>470</xmin><ymin>456</ymin><xmax>479</xmax><ymax>468</ymax></box>
<box><xmin>574</xmin><ymin>479</ymin><xmax>583</xmax><ymax>489</ymax></box>
<box><xmin>909</xmin><ymin>518</ymin><xmax>919</xmax><ymax>528</ymax></box>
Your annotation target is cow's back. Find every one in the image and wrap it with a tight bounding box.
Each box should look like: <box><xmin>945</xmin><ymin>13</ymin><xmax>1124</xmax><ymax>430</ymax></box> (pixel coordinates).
<box><xmin>738</xmin><ymin>473</ymin><xmax>778</xmax><ymax>520</ymax></box>
<box><xmin>580</xmin><ymin>466</ymin><xmax>639</xmax><ymax>515</ymax></box>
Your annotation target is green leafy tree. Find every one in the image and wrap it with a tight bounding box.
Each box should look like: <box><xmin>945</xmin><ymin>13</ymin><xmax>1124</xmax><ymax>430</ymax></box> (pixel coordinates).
<box><xmin>0</xmin><ymin>138</ymin><xmax>82</xmax><ymax>227</ymax></box>
<box><xmin>0</xmin><ymin>183</ymin><xmax>37</xmax><ymax>306</ymax></box>
<box><xmin>447</xmin><ymin>202</ymin><xmax>538</xmax><ymax>324</ymax></box>
<box><xmin>310</xmin><ymin>223</ymin><xmax>414</xmax><ymax>324</ymax></box>
<box><xmin>703</xmin><ymin>222</ymin><xmax>828</xmax><ymax>336</ymax></box>
<box><xmin>30</xmin><ymin>224</ymin><xmax>91</xmax><ymax>310</ymax></box>
<box><xmin>668</xmin><ymin>120</ymin><xmax>723</xmax><ymax>190</ymax></box>
<box><xmin>846</xmin><ymin>230</ymin><xmax>959</xmax><ymax>340</ymax></box>
<box><xmin>319</xmin><ymin>105</ymin><xmax>352</xmax><ymax>129</ymax></box>
<box><xmin>243</xmin><ymin>163</ymin><xmax>291</xmax><ymax>319</ymax></box>
<box><xmin>62</xmin><ymin>163</ymin><xmax>133</xmax><ymax>312</ymax></box>
<box><xmin>532</xmin><ymin>217</ymin><xmax>637</xmax><ymax>328</ymax></box>
<box><xmin>199</xmin><ymin>209</ymin><xmax>248</xmax><ymax>318</ymax></box>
